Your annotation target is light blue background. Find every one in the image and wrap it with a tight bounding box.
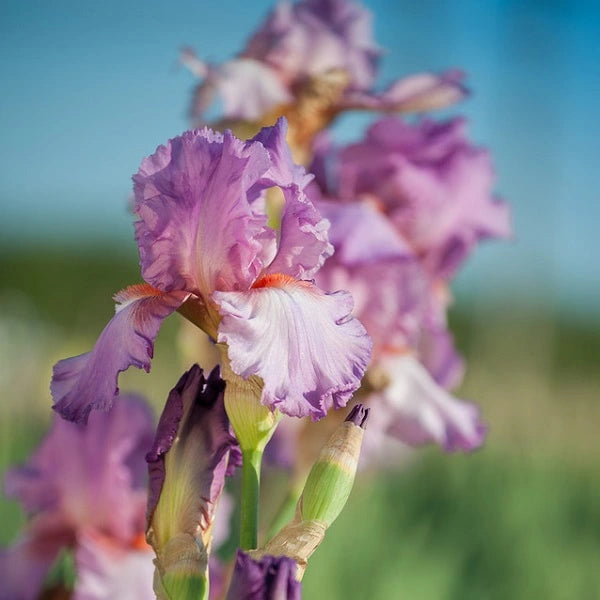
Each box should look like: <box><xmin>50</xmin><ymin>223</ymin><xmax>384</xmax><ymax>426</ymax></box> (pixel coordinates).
<box><xmin>1</xmin><ymin>0</ymin><xmax>598</xmax><ymax>313</ymax></box>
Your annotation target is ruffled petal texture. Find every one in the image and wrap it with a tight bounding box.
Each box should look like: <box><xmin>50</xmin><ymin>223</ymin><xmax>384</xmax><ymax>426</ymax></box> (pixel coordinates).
<box><xmin>134</xmin><ymin>128</ymin><xmax>273</xmax><ymax>296</ymax></box>
<box><xmin>226</xmin><ymin>551</ymin><xmax>301</xmax><ymax>600</ymax></box>
<box><xmin>214</xmin><ymin>278</ymin><xmax>372</xmax><ymax>420</ymax></box>
<box><xmin>253</xmin><ymin>119</ymin><xmax>333</xmax><ymax>279</ymax></box>
<box><xmin>51</xmin><ymin>285</ymin><xmax>188</xmax><ymax>423</ymax></box>
<box><xmin>314</xmin><ymin>199</ymin><xmax>430</xmax><ymax>357</ymax></box>
<box><xmin>373</xmin><ymin>355</ymin><xmax>486</xmax><ymax>452</ymax></box>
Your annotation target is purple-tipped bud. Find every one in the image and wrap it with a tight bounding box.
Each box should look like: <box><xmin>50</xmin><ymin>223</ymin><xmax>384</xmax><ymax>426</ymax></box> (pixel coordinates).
<box><xmin>344</xmin><ymin>403</ymin><xmax>370</xmax><ymax>429</ymax></box>
<box><xmin>145</xmin><ymin>364</ymin><xmax>240</xmax><ymax>597</ymax></box>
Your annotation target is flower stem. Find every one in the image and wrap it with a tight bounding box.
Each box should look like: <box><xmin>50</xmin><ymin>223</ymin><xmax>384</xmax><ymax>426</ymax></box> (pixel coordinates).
<box><xmin>266</xmin><ymin>484</ymin><xmax>302</xmax><ymax>541</ymax></box>
<box><xmin>240</xmin><ymin>448</ymin><xmax>263</xmax><ymax>550</ymax></box>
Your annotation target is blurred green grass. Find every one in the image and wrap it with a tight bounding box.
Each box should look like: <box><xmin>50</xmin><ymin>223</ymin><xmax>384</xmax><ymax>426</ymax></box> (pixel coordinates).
<box><xmin>1</xmin><ymin>246</ymin><xmax>599</xmax><ymax>599</ymax></box>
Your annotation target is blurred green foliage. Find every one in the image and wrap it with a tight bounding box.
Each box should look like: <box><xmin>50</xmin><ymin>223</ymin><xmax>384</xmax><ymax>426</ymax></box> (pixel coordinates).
<box><xmin>1</xmin><ymin>247</ymin><xmax>598</xmax><ymax>599</ymax></box>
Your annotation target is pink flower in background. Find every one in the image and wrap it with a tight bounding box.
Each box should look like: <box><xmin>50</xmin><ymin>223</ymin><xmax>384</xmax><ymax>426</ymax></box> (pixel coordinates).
<box><xmin>336</xmin><ymin>117</ymin><xmax>512</xmax><ymax>279</ymax></box>
<box><xmin>183</xmin><ymin>0</ymin><xmax>467</xmax><ymax>124</ymax></box>
<box><xmin>0</xmin><ymin>396</ymin><xmax>155</xmax><ymax>600</ymax></box>
<box><xmin>313</xmin><ymin>197</ymin><xmax>486</xmax><ymax>453</ymax></box>
<box><xmin>51</xmin><ymin>118</ymin><xmax>371</xmax><ymax>423</ymax></box>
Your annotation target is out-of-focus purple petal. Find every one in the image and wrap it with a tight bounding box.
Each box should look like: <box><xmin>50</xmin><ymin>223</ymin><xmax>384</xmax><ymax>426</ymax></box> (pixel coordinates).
<box><xmin>252</xmin><ymin>119</ymin><xmax>333</xmax><ymax>279</ymax></box>
<box><xmin>133</xmin><ymin>128</ymin><xmax>274</xmax><ymax>296</ymax></box>
<box><xmin>226</xmin><ymin>550</ymin><xmax>301</xmax><ymax>600</ymax></box>
<box><xmin>316</xmin><ymin>258</ymin><xmax>427</xmax><ymax>357</ymax></box>
<box><xmin>314</xmin><ymin>199</ymin><xmax>429</xmax><ymax>356</ymax></box>
<box><xmin>146</xmin><ymin>365</ymin><xmax>239</xmax><ymax>549</ymax></box>
<box><xmin>0</xmin><ymin>527</ymin><xmax>68</xmax><ymax>600</ymax></box>
<box><xmin>418</xmin><ymin>323</ymin><xmax>465</xmax><ymax>390</ymax></box>
<box><xmin>316</xmin><ymin>199</ymin><xmax>412</xmax><ymax>265</ymax></box>
<box><xmin>208</xmin><ymin>557</ymin><xmax>227</xmax><ymax>600</ymax></box>
<box><xmin>6</xmin><ymin>396</ymin><xmax>154</xmax><ymax>545</ymax></box>
<box><xmin>74</xmin><ymin>531</ymin><xmax>154</xmax><ymax>600</ymax></box>
<box><xmin>338</xmin><ymin>116</ymin><xmax>511</xmax><ymax>278</ymax></box>
<box><xmin>374</xmin><ymin>355</ymin><xmax>486</xmax><ymax>452</ymax></box>
<box><xmin>51</xmin><ymin>285</ymin><xmax>188</xmax><ymax>423</ymax></box>
<box><xmin>214</xmin><ymin>279</ymin><xmax>372</xmax><ymax>420</ymax></box>
<box><xmin>190</xmin><ymin>58</ymin><xmax>293</xmax><ymax>122</ymax></box>
<box><xmin>243</xmin><ymin>0</ymin><xmax>380</xmax><ymax>91</ymax></box>
<box><xmin>339</xmin><ymin>69</ymin><xmax>467</xmax><ymax>112</ymax></box>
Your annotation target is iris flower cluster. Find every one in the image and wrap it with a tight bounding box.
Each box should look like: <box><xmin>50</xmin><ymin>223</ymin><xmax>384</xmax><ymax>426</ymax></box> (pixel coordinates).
<box><xmin>1</xmin><ymin>1</ymin><xmax>510</xmax><ymax>598</ymax></box>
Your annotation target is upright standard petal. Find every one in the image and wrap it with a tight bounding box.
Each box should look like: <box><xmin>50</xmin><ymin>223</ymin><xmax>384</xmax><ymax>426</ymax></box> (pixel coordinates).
<box><xmin>226</xmin><ymin>551</ymin><xmax>301</xmax><ymax>600</ymax></box>
<box><xmin>243</xmin><ymin>0</ymin><xmax>380</xmax><ymax>91</ymax></box>
<box><xmin>214</xmin><ymin>278</ymin><xmax>372</xmax><ymax>420</ymax></box>
<box><xmin>134</xmin><ymin>128</ymin><xmax>273</xmax><ymax>296</ymax></box>
<box><xmin>252</xmin><ymin>119</ymin><xmax>333</xmax><ymax>279</ymax></box>
<box><xmin>51</xmin><ymin>284</ymin><xmax>188</xmax><ymax>423</ymax></box>
<box><xmin>374</xmin><ymin>355</ymin><xmax>486</xmax><ymax>452</ymax></box>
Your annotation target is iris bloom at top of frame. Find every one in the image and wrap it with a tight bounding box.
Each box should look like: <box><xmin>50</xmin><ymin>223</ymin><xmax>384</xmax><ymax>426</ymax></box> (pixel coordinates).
<box><xmin>51</xmin><ymin>118</ymin><xmax>371</xmax><ymax>424</ymax></box>
<box><xmin>182</xmin><ymin>0</ymin><xmax>467</xmax><ymax>149</ymax></box>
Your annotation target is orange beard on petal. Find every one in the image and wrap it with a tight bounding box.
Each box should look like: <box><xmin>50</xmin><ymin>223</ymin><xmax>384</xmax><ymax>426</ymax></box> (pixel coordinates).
<box><xmin>252</xmin><ymin>273</ymin><xmax>313</xmax><ymax>290</ymax></box>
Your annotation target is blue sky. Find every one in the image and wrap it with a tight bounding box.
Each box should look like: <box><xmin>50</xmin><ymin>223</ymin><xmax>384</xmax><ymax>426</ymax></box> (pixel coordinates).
<box><xmin>1</xmin><ymin>0</ymin><xmax>598</xmax><ymax>313</ymax></box>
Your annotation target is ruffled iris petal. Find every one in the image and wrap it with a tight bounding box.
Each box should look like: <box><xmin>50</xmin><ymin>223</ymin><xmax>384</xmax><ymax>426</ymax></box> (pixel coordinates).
<box><xmin>51</xmin><ymin>285</ymin><xmax>189</xmax><ymax>423</ymax></box>
<box><xmin>133</xmin><ymin>128</ymin><xmax>273</xmax><ymax>296</ymax></box>
<box><xmin>377</xmin><ymin>355</ymin><xmax>486</xmax><ymax>452</ymax></box>
<box><xmin>214</xmin><ymin>279</ymin><xmax>372</xmax><ymax>420</ymax></box>
<box><xmin>253</xmin><ymin>119</ymin><xmax>333</xmax><ymax>279</ymax></box>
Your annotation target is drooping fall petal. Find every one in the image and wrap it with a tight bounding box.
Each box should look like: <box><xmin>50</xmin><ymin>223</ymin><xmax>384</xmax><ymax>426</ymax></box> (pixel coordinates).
<box><xmin>373</xmin><ymin>355</ymin><xmax>486</xmax><ymax>452</ymax></box>
<box><xmin>214</xmin><ymin>278</ymin><xmax>372</xmax><ymax>420</ymax></box>
<box><xmin>51</xmin><ymin>285</ymin><xmax>188</xmax><ymax>423</ymax></box>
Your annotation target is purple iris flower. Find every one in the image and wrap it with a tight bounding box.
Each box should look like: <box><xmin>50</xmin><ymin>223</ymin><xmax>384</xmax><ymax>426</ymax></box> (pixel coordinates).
<box><xmin>311</xmin><ymin>174</ymin><xmax>488</xmax><ymax>453</ymax></box>
<box><xmin>336</xmin><ymin>116</ymin><xmax>512</xmax><ymax>279</ymax></box>
<box><xmin>0</xmin><ymin>396</ymin><xmax>156</xmax><ymax>600</ymax></box>
<box><xmin>51</xmin><ymin>118</ymin><xmax>371</xmax><ymax>424</ymax></box>
<box><xmin>183</xmin><ymin>0</ymin><xmax>467</xmax><ymax>124</ymax></box>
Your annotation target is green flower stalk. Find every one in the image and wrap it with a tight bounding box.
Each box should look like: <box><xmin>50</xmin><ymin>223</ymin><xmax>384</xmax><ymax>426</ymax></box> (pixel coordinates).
<box><xmin>219</xmin><ymin>347</ymin><xmax>281</xmax><ymax>550</ymax></box>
